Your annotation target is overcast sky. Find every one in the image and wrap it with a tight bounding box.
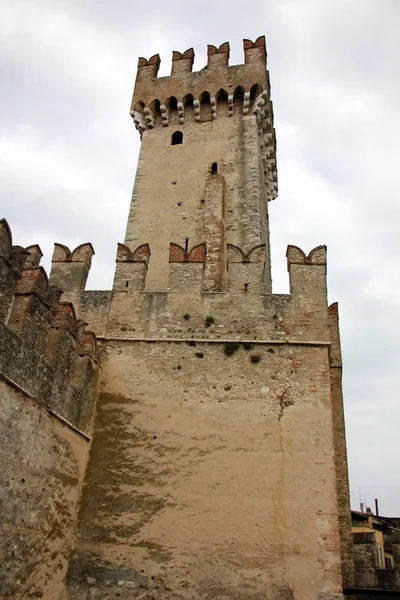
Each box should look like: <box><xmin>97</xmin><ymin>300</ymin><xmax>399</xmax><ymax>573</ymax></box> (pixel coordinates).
<box><xmin>1</xmin><ymin>0</ymin><xmax>400</xmax><ymax>514</ymax></box>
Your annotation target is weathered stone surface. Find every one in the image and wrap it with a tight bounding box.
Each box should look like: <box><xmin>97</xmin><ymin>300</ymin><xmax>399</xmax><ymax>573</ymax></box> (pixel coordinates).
<box><xmin>68</xmin><ymin>338</ymin><xmax>344</xmax><ymax>599</ymax></box>
<box><xmin>0</xmin><ymin>380</ymin><xmax>89</xmax><ymax>599</ymax></box>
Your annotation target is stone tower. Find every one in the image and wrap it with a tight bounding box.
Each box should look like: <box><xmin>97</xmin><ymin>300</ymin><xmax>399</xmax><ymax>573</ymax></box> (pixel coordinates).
<box><xmin>124</xmin><ymin>38</ymin><xmax>276</xmax><ymax>295</ymax></box>
<box><xmin>0</xmin><ymin>35</ymin><xmax>353</xmax><ymax>600</ymax></box>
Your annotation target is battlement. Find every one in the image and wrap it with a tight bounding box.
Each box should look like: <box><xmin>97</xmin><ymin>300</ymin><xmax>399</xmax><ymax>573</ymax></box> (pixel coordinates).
<box><xmin>43</xmin><ymin>234</ymin><xmax>330</xmax><ymax>351</ymax></box>
<box><xmin>135</xmin><ymin>37</ymin><xmax>265</xmax><ymax>82</ymax></box>
<box><xmin>0</xmin><ymin>219</ymin><xmax>100</xmax><ymax>434</ymax></box>
<box><xmin>50</xmin><ymin>241</ymin><xmax>95</xmax><ymax>293</ymax></box>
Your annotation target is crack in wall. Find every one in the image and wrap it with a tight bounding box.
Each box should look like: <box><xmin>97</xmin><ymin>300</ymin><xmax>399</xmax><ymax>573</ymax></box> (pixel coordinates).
<box><xmin>278</xmin><ymin>390</ymin><xmax>293</xmax><ymax>421</ymax></box>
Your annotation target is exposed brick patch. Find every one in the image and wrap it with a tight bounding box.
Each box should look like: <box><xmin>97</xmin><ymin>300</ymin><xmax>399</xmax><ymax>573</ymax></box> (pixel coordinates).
<box><xmin>132</xmin><ymin>243</ymin><xmax>150</xmax><ymax>261</ymax></box>
<box><xmin>169</xmin><ymin>243</ymin><xmax>187</xmax><ymax>262</ymax></box>
<box><xmin>188</xmin><ymin>243</ymin><xmax>206</xmax><ymax>263</ymax></box>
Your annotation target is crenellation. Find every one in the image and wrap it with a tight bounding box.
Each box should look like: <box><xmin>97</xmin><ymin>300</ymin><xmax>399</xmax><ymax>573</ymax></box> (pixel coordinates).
<box><xmin>207</xmin><ymin>41</ymin><xmax>230</xmax><ymax>68</ymax></box>
<box><xmin>171</xmin><ymin>48</ymin><xmax>195</xmax><ymax>75</ymax></box>
<box><xmin>243</xmin><ymin>35</ymin><xmax>267</xmax><ymax>64</ymax></box>
<box><xmin>227</xmin><ymin>243</ymin><xmax>267</xmax><ymax>293</ymax></box>
<box><xmin>136</xmin><ymin>53</ymin><xmax>161</xmax><ymax>82</ymax></box>
<box><xmin>0</xmin><ymin>218</ymin><xmax>30</xmax><ymax>322</ymax></box>
<box><xmin>129</xmin><ymin>44</ymin><xmax>277</xmax><ymax>199</ymax></box>
<box><xmin>113</xmin><ymin>241</ymin><xmax>150</xmax><ymax>291</ymax></box>
<box><xmin>287</xmin><ymin>244</ymin><xmax>328</xmax><ymax>298</ymax></box>
<box><xmin>78</xmin><ymin>330</ymin><xmax>98</xmax><ymax>360</ymax></box>
<box><xmin>25</xmin><ymin>244</ymin><xmax>43</xmax><ymax>267</ymax></box>
<box><xmin>7</xmin><ymin>267</ymin><xmax>63</xmax><ymax>355</ymax></box>
<box><xmin>0</xmin><ymin>222</ymin><xmax>100</xmax><ymax>430</ymax></box>
<box><xmin>44</xmin><ymin>302</ymin><xmax>86</xmax><ymax>370</ymax></box>
<box><xmin>49</xmin><ymin>241</ymin><xmax>95</xmax><ymax>293</ymax></box>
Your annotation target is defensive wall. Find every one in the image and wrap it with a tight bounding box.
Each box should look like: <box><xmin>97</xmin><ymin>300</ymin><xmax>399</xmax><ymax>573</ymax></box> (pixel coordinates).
<box><xmin>47</xmin><ymin>234</ymin><xmax>353</xmax><ymax>600</ymax></box>
<box><xmin>0</xmin><ymin>219</ymin><xmax>100</xmax><ymax>599</ymax></box>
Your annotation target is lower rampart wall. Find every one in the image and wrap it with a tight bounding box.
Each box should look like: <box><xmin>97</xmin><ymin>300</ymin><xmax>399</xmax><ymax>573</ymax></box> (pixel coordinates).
<box><xmin>62</xmin><ymin>291</ymin><xmax>112</xmax><ymax>338</ymax></box>
<box><xmin>67</xmin><ymin>287</ymin><xmax>328</xmax><ymax>346</ymax></box>
<box><xmin>67</xmin><ymin>340</ymin><xmax>343</xmax><ymax>600</ymax></box>
<box><xmin>0</xmin><ymin>378</ymin><xmax>90</xmax><ymax>600</ymax></box>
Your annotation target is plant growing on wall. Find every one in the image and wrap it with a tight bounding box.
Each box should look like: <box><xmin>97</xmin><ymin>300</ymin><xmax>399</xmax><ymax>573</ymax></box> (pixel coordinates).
<box><xmin>224</xmin><ymin>342</ymin><xmax>240</xmax><ymax>356</ymax></box>
<box><xmin>250</xmin><ymin>354</ymin><xmax>261</xmax><ymax>364</ymax></box>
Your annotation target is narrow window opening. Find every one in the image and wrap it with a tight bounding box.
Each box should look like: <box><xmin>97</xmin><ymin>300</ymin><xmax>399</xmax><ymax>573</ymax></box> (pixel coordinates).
<box><xmin>171</xmin><ymin>131</ymin><xmax>183</xmax><ymax>145</ymax></box>
<box><xmin>185</xmin><ymin>238</ymin><xmax>189</xmax><ymax>252</ymax></box>
<box><xmin>125</xmin><ymin>281</ymin><xmax>129</xmax><ymax>289</ymax></box>
<box><xmin>211</xmin><ymin>162</ymin><xmax>218</xmax><ymax>175</ymax></box>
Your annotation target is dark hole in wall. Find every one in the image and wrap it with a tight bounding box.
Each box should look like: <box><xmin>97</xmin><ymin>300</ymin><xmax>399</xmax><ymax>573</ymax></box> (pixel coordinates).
<box><xmin>171</xmin><ymin>131</ymin><xmax>183</xmax><ymax>145</ymax></box>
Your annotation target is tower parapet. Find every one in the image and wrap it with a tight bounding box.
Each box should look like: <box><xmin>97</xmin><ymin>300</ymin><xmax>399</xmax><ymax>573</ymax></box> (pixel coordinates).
<box><xmin>0</xmin><ymin>219</ymin><xmax>29</xmax><ymax>321</ymax></box>
<box><xmin>112</xmin><ymin>242</ymin><xmax>150</xmax><ymax>291</ymax></box>
<box><xmin>207</xmin><ymin>41</ymin><xmax>230</xmax><ymax>68</ymax></box>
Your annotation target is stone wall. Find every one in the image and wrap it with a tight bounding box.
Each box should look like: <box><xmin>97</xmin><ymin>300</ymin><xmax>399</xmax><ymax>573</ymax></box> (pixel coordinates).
<box><xmin>68</xmin><ymin>339</ymin><xmax>343</xmax><ymax>600</ymax></box>
<box><xmin>328</xmin><ymin>303</ymin><xmax>354</xmax><ymax>567</ymax></box>
<box><xmin>0</xmin><ymin>219</ymin><xmax>100</xmax><ymax>599</ymax></box>
<box><xmin>0</xmin><ymin>380</ymin><xmax>89</xmax><ymax>599</ymax></box>
<box><xmin>63</xmin><ymin>242</ymin><xmax>347</xmax><ymax>600</ymax></box>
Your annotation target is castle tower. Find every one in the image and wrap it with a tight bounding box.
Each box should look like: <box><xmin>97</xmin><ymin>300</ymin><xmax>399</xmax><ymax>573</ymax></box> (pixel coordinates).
<box><xmin>123</xmin><ymin>37</ymin><xmax>277</xmax><ymax>294</ymax></box>
<box><xmin>57</xmin><ymin>37</ymin><xmax>352</xmax><ymax>600</ymax></box>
